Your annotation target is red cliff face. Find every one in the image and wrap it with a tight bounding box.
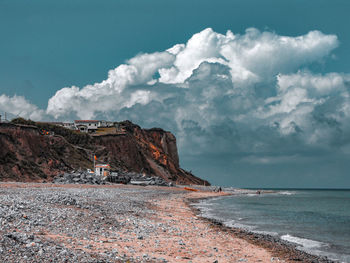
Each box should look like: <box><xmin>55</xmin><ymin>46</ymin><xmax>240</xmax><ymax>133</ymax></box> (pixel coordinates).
<box><xmin>0</xmin><ymin>123</ymin><xmax>91</xmax><ymax>181</ymax></box>
<box><xmin>0</xmin><ymin>121</ymin><xmax>209</xmax><ymax>185</ymax></box>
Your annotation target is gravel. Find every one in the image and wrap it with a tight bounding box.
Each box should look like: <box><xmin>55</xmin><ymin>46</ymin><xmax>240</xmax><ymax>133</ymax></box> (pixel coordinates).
<box><xmin>0</xmin><ymin>184</ymin><xmax>178</xmax><ymax>262</ymax></box>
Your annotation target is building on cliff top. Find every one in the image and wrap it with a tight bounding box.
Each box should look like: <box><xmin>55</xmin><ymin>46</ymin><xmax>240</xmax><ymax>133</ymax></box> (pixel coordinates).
<box><xmin>74</xmin><ymin>120</ymin><xmax>114</xmax><ymax>133</ymax></box>
<box><xmin>63</xmin><ymin>122</ymin><xmax>76</xmax><ymax>129</ymax></box>
<box><xmin>74</xmin><ymin>120</ymin><xmax>99</xmax><ymax>133</ymax></box>
<box><xmin>36</xmin><ymin>119</ymin><xmax>115</xmax><ymax>133</ymax></box>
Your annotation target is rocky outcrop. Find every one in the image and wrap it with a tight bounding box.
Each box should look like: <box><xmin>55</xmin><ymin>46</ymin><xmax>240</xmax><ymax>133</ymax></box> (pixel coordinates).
<box><xmin>0</xmin><ymin>121</ymin><xmax>209</xmax><ymax>185</ymax></box>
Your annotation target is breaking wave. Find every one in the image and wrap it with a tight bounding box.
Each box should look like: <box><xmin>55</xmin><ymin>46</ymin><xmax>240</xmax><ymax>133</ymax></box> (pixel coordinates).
<box><xmin>281</xmin><ymin>234</ymin><xmax>327</xmax><ymax>249</ymax></box>
<box><xmin>278</xmin><ymin>191</ymin><xmax>296</xmax><ymax>195</ymax></box>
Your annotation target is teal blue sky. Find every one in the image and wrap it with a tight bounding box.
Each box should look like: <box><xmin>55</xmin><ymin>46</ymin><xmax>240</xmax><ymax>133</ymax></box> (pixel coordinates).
<box><xmin>1</xmin><ymin>0</ymin><xmax>350</xmax><ymax>188</ymax></box>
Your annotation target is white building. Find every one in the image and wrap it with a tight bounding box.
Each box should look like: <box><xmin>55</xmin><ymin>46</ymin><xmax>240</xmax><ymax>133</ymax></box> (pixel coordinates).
<box><xmin>63</xmin><ymin>122</ymin><xmax>76</xmax><ymax>130</ymax></box>
<box><xmin>95</xmin><ymin>164</ymin><xmax>110</xmax><ymax>176</ymax></box>
<box><xmin>74</xmin><ymin>120</ymin><xmax>99</xmax><ymax>133</ymax></box>
<box><xmin>98</xmin><ymin>120</ymin><xmax>114</xmax><ymax>127</ymax></box>
<box><xmin>73</xmin><ymin>120</ymin><xmax>115</xmax><ymax>133</ymax></box>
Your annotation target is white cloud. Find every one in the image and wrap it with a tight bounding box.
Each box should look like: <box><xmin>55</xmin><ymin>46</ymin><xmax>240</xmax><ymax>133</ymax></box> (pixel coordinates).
<box><xmin>46</xmin><ymin>28</ymin><xmax>338</xmax><ymax>120</ymax></box>
<box><xmin>277</xmin><ymin>72</ymin><xmax>349</xmax><ymax>95</ymax></box>
<box><xmin>222</xmin><ymin>29</ymin><xmax>338</xmax><ymax>82</ymax></box>
<box><xmin>0</xmin><ymin>95</ymin><xmax>45</xmax><ymax>120</ymax></box>
<box><xmin>160</xmin><ymin>28</ymin><xmax>338</xmax><ymax>85</ymax></box>
<box><xmin>3</xmin><ymin>27</ymin><xmax>348</xmax><ymax>161</ymax></box>
<box><xmin>159</xmin><ymin>28</ymin><xmax>231</xmax><ymax>84</ymax></box>
<box><xmin>46</xmin><ymin>51</ymin><xmax>174</xmax><ymax>119</ymax></box>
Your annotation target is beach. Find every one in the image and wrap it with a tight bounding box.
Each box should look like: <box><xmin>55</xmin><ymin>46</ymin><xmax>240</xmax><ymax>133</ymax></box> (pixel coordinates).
<box><xmin>0</xmin><ymin>183</ymin><xmax>332</xmax><ymax>262</ymax></box>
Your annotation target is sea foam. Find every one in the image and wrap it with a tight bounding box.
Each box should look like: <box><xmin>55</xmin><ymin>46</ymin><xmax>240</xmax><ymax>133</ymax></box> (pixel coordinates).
<box><xmin>278</xmin><ymin>191</ymin><xmax>296</xmax><ymax>195</ymax></box>
<box><xmin>281</xmin><ymin>234</ymin><xmax>326</xmax><ymax>249</ymax></box>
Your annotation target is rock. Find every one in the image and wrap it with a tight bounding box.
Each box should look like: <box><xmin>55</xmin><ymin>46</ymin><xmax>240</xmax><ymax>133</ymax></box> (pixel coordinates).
<box><xmin>26</xmin><ymin>242</ymin><xmax>36</xmax><ymax>248</ymax></box>
<box><xmin>178</xmin><ymin>240</ymin><xmax>185</xmax><ymax>246</ymax></box>
<box><xmin>52</xmin><ymin>171</ymin><xmax>109</xmax><ymax>185</ymax></box>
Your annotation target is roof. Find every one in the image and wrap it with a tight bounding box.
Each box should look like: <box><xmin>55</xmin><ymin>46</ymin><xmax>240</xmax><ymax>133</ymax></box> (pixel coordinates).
<box><xmin>74</xmin><ymin>120</ymin><xmax>99</xmax><ymax>123</ymax></box>
<box><xmin>95</xmin><ymin>164</ymin><xmax>110</xmax><ymax>168</ymax></box>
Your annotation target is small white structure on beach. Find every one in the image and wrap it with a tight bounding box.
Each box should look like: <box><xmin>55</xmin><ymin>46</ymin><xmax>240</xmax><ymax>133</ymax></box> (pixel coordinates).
<box><xmin>95</xmin><ymin>164</ymin><xmax>110</xmax><ymax>176</ymax></box>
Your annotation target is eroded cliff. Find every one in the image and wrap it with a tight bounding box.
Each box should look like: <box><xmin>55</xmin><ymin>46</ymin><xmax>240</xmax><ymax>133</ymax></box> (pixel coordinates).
<box><xmin>0</xmin><ymin>121</ymin><xmax>209</xmax><ymax>185</ymax></box>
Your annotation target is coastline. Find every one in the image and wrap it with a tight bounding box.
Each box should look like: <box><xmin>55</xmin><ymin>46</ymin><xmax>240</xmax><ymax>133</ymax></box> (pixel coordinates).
<box><xmin>0</xmin><ymin>182</ymin><xmax>336</xmax><ymax>262</ymax></box>
<box><xmin>186</xmin><ymin>192</ymin><xmax>336</xmax><ymax>263</ymax></box>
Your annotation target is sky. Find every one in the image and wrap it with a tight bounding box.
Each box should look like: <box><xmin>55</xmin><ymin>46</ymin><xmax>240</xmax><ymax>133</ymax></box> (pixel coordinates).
<box><xmin>1</xmin><ymin>0</ymin><xmax>350</xmax><ymax>188</ymax></box>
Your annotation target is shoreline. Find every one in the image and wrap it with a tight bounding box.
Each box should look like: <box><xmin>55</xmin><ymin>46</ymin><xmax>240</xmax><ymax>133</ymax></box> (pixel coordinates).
<box><xmin>0</xmin><ymin>182</ymin><xmax>338</xmax><ymax>262</ymax></box>
<box><xmin>186</xmin><ymin>193</ymin><xmax>336</xmax><ymax>263</ymax></box>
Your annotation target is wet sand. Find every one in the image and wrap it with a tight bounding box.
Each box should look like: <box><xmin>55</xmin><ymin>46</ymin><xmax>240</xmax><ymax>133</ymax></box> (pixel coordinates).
<box><xmin>150</xmin><ymin>191</ymin><xmax>274</xmax><ymax>262</ymax></box>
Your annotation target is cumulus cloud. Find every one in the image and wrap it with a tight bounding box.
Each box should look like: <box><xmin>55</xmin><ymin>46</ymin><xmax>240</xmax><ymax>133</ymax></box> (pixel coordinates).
<box><xmin>159</xmin><ymin>28</ymin><xmax>338</xmax><ymax>85</ymax></box>
<box><xmin>46</xmin><ymin>28</ymin><xmax>338</xmax><ymax>120</ymax></box>
<box><xmin>46</xmin><ymin>51</ymin><xmax>175</xmax><ymax>119</ymax></box>
<box><xmin>0</xmin><ymin>94</ymin><xmax>45</xmax><ymax>120</ymax></box>
<box><xmin>3</xmin><ymin>28</ymin><xmax>349</xmax><ymax>167</ymax></box>
<box><xmin>257</xmin><ymin>72</ymin><xmax>350</xmax><ymax>143</ymax></box>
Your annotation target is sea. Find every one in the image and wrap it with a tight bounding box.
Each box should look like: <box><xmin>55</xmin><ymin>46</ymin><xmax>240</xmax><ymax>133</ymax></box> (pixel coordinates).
<box><xmin>193</xmin><ymin>189</ymin><xmax>350</xmax><ymax>262</ymax></box>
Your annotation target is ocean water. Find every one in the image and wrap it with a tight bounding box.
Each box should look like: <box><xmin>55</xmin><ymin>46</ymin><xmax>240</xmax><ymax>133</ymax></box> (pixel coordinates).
<box><xmin>194</xmin><ymin>190</ymin><xmax>350</xmax><ymax>262</ymax></box>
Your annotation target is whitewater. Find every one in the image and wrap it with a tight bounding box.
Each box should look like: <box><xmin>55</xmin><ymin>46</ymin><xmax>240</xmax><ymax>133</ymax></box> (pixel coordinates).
<box><xmin>194</xmin><ymin>189</ymin><xmax>350</xmax><ymax>262</ymax></box>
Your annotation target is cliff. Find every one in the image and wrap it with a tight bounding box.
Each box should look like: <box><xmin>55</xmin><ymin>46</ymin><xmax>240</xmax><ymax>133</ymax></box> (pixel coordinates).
<box><xmin>0</xmin><ymin>121</ymin><xmax>209</xmax><ymax>185</ymax></box>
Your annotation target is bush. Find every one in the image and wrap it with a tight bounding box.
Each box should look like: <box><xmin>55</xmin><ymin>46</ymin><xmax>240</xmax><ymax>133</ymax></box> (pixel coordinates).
<box><xmin>10</xmin><ymin>118</ymin><xmax>91</xmax><ymax>146</ymax></box>
<box><xmin>10</xmin><ymin>117</ymin><xmax>36</xmax><ymax>126</ymax></box>
<box><xmin>36</xmin><ymin>123</ymin><xmax>91</xmax><ymax>146</ymax></box>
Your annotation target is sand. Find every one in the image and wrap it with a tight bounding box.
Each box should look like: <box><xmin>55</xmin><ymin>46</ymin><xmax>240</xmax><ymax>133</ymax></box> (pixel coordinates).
<box><xmin>1</xmin><ymin>182</ymin><xmax>326</xmax><ymax>262</ymax></box>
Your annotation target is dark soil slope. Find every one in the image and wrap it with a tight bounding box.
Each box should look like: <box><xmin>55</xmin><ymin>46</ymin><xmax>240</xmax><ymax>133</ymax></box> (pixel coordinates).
<box><xmin>0</xmin><ymin>121</ymin><xmax>209</xmax><ymax>185</ymax></box>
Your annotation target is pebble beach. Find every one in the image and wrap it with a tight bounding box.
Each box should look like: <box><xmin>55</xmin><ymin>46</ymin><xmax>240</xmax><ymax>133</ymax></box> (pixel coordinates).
<box><xmin>0</xmin><ymin>183</ymin><xmax>333</xmax><ymax>262</ymax></box>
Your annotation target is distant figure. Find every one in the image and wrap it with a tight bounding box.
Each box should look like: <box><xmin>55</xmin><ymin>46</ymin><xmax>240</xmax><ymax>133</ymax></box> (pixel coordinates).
<box><xmin>214</xmin><ymin>186</ymin><xmax>222</xmax><ymax>192</ymax></box>
<box><xmin>256</xmin><ymin>190</ymin><xmax>261</xmax><ymax>195</ymax></box>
